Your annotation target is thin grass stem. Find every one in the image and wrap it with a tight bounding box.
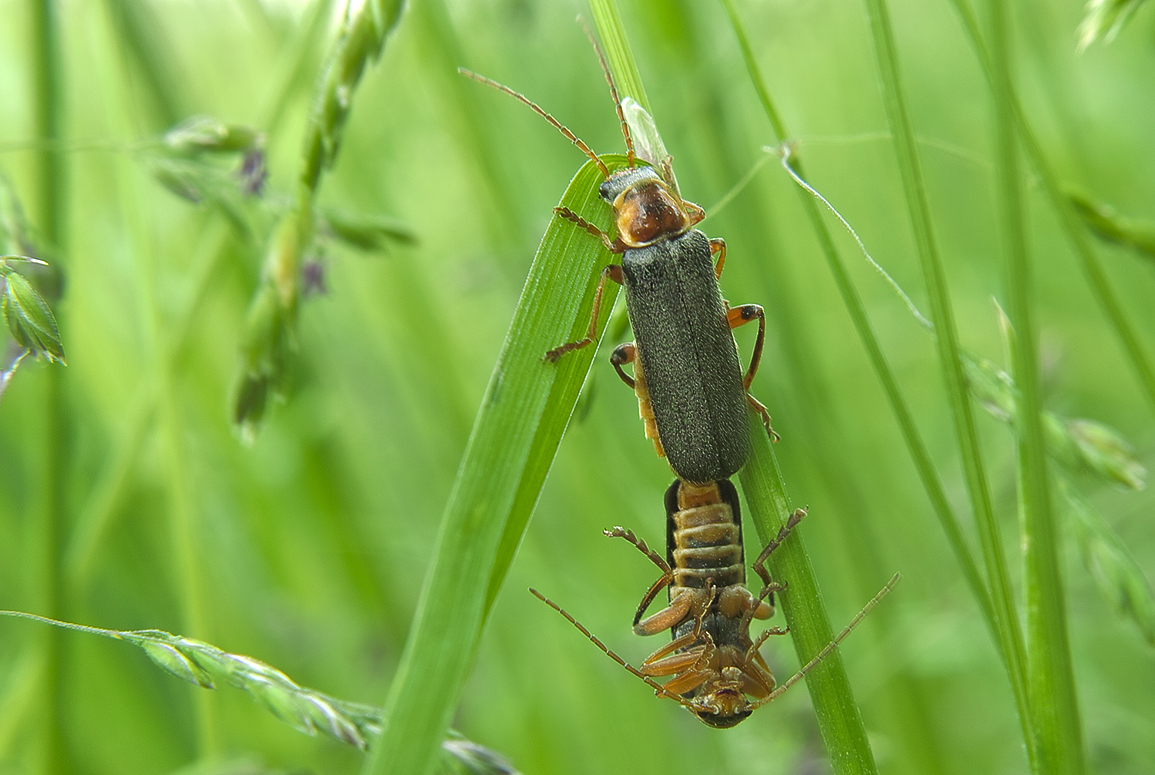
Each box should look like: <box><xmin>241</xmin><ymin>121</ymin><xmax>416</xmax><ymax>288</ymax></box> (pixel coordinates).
<box><xmin>717</xmin><ymin>9</ymin><xmax>994</xmax><ymax>763</ymax></box>
<box><xmin>739</xmin><ymin>415</ymin><xmax>882</xmax><ymax>775</ymax></box>
<box><xmin>988</xmin><ymin>0</ymin><xmax>1085</xmax><ymax>770</ymax></box>
<box><xmin>588</xmin><ymin>0</ymin><xmax>651</xmax><ymax>113</ymax></box>
<box><xmin>29</xmin><ymin>0</ymin><xmax>67</xmax><ymax>771</ymax></box>
<box><xmin>855</xmin><ymin>0</ymin><xmax>1037</xmax><ymax>767</ymax></box>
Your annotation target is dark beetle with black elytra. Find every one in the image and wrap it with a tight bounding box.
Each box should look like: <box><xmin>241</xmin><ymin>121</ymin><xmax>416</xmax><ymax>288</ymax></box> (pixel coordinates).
<box><xmin>460</xmin><ymin>35</ymin><xmax>774</xmax><ymax>485</ymax></box>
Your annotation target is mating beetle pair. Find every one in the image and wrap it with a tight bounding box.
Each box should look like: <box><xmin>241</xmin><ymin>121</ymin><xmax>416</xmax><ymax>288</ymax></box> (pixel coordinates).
<box><xmin>463</xmin><ymin>31</ymin><xmax>893</xmax><ymax>728</ymax></box>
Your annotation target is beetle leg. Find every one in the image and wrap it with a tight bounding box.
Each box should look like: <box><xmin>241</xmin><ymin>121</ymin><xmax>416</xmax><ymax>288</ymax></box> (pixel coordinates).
<box><xmin>634</xmin><ymin>589</ymin><xmax>704</xmax><ymax>636</ymax></box>
<box><xmin>719</xmin><ymin>584</ymin><xmax>775</xmax><ymax>630</ymax></box>
<box><xmin>659</xmin><ymin>667</ymin><xmax>714</xmax><ymax>697</ymax></box>
<box><xmin>750</xmin><ymin>508</ymin><xmax>806</xmax><ymax>602</ymax></box>
<box><xmin>609</xmin><ymin>342</ymin><xmax>636</xmax><ymax>388</ymax></box>
<box><xmin>725</xmin><ymin>304</ymin><xmax>778</xmax><ymax>440</ymax></box>
<box><xmin>683</xmin><ymin>200</ymin><xmax>707</xmax><ymax>226</ymax></box>
<box><xmin>612</xmin><ymin>343</ymin><xmax>665</xmax><ymax>458</ymax></box>
<box><xmin>604</xmin><ymin>525</ymin><xmax>670</xmax><ymax>573</ymax></box>
<box><xmin>749</xmin><ymin>626</ymin><xmax>789</xmax><ymax>656</ymax></box>
<box><xmin>734</xmin><ymin>589</ymin><xmax>775</xmax><ymax>633</ymax></box>
<box><xmin>654</xmin><ymin>632</ymin><xmax>717</xmax><ymax>695</ymax></box>
<box><xmin>554</xmin><ymin>207</ymin><xmax>625</xmax><ymax>253</ymax></box>
<box><xmin>544</xmin><ymin>263</ymin><xmax>624</xmax><ymax>362</ymax></box>
<box><xmin>641</xmin><ymin>631</ymin><xmax>708</xmax><ymax>674</ymax></box>
<box><xmin>644</xmin><ymin>653</ymin><xmax>708</xmax><ymax>681</ymax></box>
<box><xmin>751</xmin><ymin>599</ymin><xmax>774</xmax><ymax>620</ymax></box>
<box><xmin>738</xmin><ymin>658</ymin><xmax>777</xmax><ymax>699</ymax></box>
<box><xmin>746</xmin><ymin>394</ymin><xmax>778</xmax><ymax>442</ymax></box>
<box><xmin>604</xmin><ymin>525</ymin><xmax>677</xmax><ymax>626</ymax></box>
<box><xmin>727</xmin><ymin>304</ymin><xmax>764</xmax><ymax>390</ymax></box>
<box><xmin>709</xmin><ymin>238</ymin><xmax>727</xmax><ymax>280</ymax></box>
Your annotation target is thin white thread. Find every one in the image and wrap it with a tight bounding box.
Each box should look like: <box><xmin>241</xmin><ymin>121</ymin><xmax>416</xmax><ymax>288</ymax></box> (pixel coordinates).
<box><xmin>772</xmin><ymin>142</ymin><xmax>934</xmax><ymax>331</ymax></box>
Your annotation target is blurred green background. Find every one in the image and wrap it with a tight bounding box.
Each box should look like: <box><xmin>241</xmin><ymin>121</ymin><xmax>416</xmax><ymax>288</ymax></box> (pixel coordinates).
<box><xmin>1</xmin><ymin>0</ymin><xmax>1153</xmax><ymax>773</ymax></box>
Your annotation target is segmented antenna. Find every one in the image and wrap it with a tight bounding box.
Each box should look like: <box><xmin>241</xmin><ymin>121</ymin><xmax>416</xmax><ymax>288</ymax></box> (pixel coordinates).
<box><xmin>577</xmin><ymin>17</ymin><xmax>636</xmax><ymax>168</ymax></box>
<box><xmin>750</xmin><ymin>572</ymin><xmax>901</xmax><ymax>709</ymax></box>
<box><xmin>457</xmin><ymin>68</ymin><xmax>610</xmax><ymax>180</ymax></box>
<box><xmin>529</xmin><ymin>587</ymin><xmax>699</xmax><ymax>712</ymax></box>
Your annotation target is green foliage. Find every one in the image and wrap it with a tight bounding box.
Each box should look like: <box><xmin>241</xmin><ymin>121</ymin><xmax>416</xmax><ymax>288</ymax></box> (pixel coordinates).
<box><xmin>0</xmin><ymin>0</ymin><xmax>1153</xmax><ymax>774</ymax></box>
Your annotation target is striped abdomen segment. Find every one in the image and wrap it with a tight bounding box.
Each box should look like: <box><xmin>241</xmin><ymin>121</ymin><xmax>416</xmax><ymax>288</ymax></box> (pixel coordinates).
<box><xmin>630</xmin><ymin>354</ymin><xmax>666</xmax><ymax>459</ymax></box>
<box><xmin>664</xmin><ymin>478</ymin><xmax>746</xmax><ymax>592</ymax></box>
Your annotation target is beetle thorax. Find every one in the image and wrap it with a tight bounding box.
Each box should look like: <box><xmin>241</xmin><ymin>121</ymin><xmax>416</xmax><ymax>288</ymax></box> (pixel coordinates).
<box><xmin>599</xmin><ymin>167</ymin><xmax>702</xmax><ymax>249</ymax></box>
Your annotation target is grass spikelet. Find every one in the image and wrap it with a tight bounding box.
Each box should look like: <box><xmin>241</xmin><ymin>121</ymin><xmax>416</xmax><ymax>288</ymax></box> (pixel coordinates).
<box><xmin>1077</xmin><ymin>0</ymin><xmax>1148</xmax><ymax>51</ymax></box>
<box><xmin>1062</xmin><ymin>485</ymin><xmax>1155</xmax><ymax>645</ymax></box>
<box><xmin>1067</xmin><ymin>190</ymin><xmax>1155</xmax><ymax>261</ymax></box>
<box><xmin>962</xmin><ymin>352</ymin><xmax>1147</xmax><ymax>490</ymax></box>
<box><xmin>232</xmin><ymin>0</ymin><xmax>406</xmax><ymax>437</ymax></box>
<box><xmin>1</xmin><ymin>260</ymin><xmax>65</xmax><ymax>365</ymax></box>
<box><xmin>0</xmin><ymin>611</ymin><xmax>518</xmax><ymax>773</ymax></box>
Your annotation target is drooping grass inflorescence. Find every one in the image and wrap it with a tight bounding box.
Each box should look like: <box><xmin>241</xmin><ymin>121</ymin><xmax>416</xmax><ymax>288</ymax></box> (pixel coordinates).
<box><xmin>0</xmin><ymin>610</ymin><xmax>519</xmax><ymax>774</ymax></box>
<box><xmin>231</xmin><ymin>0</ymin><xmax>407</xmax><ymax>441</ymax></box>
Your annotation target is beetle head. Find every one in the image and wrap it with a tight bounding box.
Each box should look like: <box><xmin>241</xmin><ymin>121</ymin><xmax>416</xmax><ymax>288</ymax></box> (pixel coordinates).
<box><xmin>601</xmin><ymin>166</ymin><xmax>703</xmax><ymax>249</ymax></box>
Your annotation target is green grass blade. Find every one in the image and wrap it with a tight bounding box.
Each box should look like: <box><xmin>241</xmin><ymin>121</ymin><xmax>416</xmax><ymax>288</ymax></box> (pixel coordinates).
<box><xmin>987</xmin><ymin>0</ymin><xmax>1085</xmax><ymax>770</ymax></box>
<box><xmin>588</xmin><ymin>0</ymin><xmax>651</xmax><ymax>113</ymax></box>
<box><xmin>739</xmin><ymin>417</ymin><xmax>885</xmax><ymax>775</ymax></box>
<box><xmin>856</xmin><ymin>0</ymin><xmax>1036</xmax><ymax>766</ymax></box>
<box><xmin>29</xmin><ymin>0</ymin><xmax>67</xmax><ymax>771</ymax></box>
<box><xmin>362</xmin><ymin>158</ymin><xmax>622</xmax><ymax>775</ymax></box>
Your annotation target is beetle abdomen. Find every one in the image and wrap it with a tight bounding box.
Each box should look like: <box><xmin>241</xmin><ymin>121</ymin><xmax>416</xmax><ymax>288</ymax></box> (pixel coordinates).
<box><xmin>664</xmin><ymin>478</ymin><xmax>746</xmax><ymax>594</ymax></box>
<box><xmin>622</xmin><ymin>229</ymin><xmax>749</xmax><ymax>483</ymax></box>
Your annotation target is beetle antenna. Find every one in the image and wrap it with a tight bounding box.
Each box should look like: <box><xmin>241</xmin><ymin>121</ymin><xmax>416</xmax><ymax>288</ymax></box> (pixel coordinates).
<box><xmin>577</xmin><ymin>17</ymin><xmax>636</xmax><ymax>168</ymax></box>
<box><xmin>749</xmin><ymin>572</ymin><xmax>900</xmax><ymax>709</ymax></box>
<box><xmin>530</xmin><ymin>587</ymin><xmax>698</xmax><ymax>711</ymax></box>
<box><xmin>458</xmin><ymin>68</ymin><xmax>611</xmax><ymax>179</ymax></box>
